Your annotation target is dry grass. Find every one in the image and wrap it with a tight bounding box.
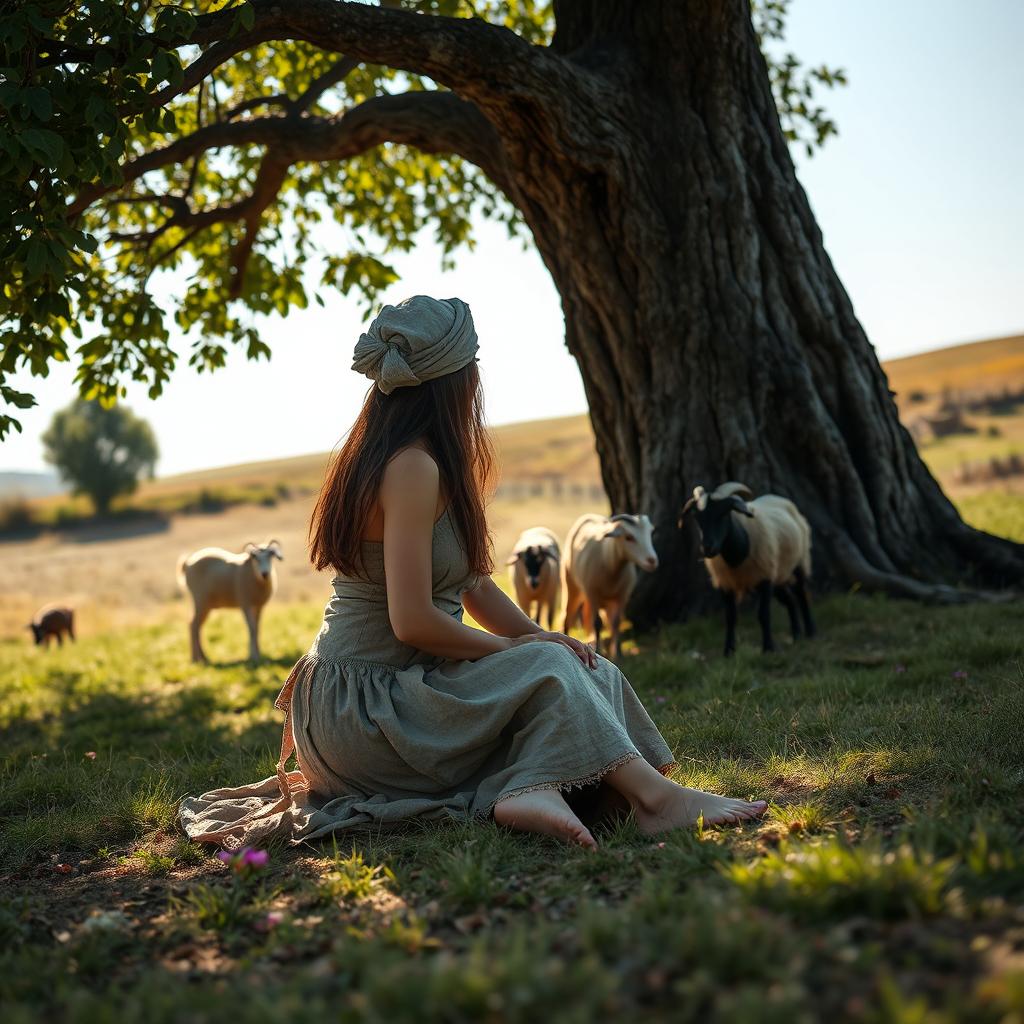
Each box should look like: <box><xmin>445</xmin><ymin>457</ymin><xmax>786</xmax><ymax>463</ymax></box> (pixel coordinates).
<box><xmin>0</xmin><ymin>492</ymin><xmax>606</xmax><ymax>641</ymax></box>
<box><xmin>884</xmin><ymin>333</ymin><xmax>1024</xmax><ymax>408</ymax></box>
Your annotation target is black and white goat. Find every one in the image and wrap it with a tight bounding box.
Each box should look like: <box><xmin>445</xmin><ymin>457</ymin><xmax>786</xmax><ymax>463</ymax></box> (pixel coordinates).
<box><xmin>680</xmin><ymin>482</ymin><xmax>815</xmax><ymax>656</ymax></box>
<box><xmin>506</xmin><ymin>527</ymin><xmax>561</xmax><ymax>629</ymax></box>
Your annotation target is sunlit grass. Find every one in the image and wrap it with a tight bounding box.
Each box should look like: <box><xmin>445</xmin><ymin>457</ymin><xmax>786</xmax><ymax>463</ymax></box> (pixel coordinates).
<box><xmin>724</xmin><ymin>838</ymin><xmax>955</xmax><ymax>920</ymax></box>
<box><xmin>954</xmin><ymin>490</ymin><xmax>1024</xmax><ymax>543</ymax></box>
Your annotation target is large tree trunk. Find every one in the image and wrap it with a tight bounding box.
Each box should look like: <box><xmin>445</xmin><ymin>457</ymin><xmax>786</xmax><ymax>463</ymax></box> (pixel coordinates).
<box><xmin>494</xmin><ymin>0</ymin><xmax>1023</xmax><ymax>625</ymax></box>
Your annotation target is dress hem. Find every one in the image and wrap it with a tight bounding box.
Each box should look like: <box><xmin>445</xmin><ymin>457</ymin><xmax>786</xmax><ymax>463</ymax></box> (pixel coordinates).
<box><xmin>488</xmin><ymin>749</ymin><xmax>642</xmax><ymax>811</ymax></box>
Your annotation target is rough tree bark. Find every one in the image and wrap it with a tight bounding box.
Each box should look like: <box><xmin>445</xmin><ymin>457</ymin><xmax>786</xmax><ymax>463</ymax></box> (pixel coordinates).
<box><xmin>524</xmin><ymin>0</ymin><xmax>1024</xmax><ymax>623</ymax></box>
<box><xmin>80</xmin><ymin>0</ymin><xmax>1024</xmax><ymax>624</ymax></box>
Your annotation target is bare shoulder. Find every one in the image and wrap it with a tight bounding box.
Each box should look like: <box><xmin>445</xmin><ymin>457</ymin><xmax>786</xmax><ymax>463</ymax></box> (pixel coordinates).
<box><xmin>384</xmin><ymin>446</ymin><xmax>439</xmax><ymax>485</ymax></box>
<box><xmin>381</xmin><ymin>446</ymin><xmax>439</xmax><ymax>510</ymax></box>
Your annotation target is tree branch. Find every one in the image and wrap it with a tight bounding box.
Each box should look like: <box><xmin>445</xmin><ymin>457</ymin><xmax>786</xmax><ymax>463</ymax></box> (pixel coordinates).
<box><xmin>228</xmin><ymin>155</ymin><xmax>289</xmax><ymax>297</ymax></box>
<box><xmin>293</xmin><ymin>55</ymin><xmax>360</xmax><ymax>112</ymax></box>
<box><xmin>187</xmin><ymin>0</ymin><xmax>580</xmax><ymax>109</ymax></box>
<box><xmin>70</xmin><ymin>89</ymin><xmax>510</xmax><ymax>221</ymax></box>
<box><xmin>143</xmin><ymin>28</ymin><xmax>285</xmax><ymax>113</ymax></box>
<box><xmin>224</xmin><ymin>92</ymin><xmax>291</xmax><ymax>121</ymax></box>
<box><xmin>223</xmin><ymin>55</ymin><xmax>359</xmax><ymax>120</ymax></box>
<box><xmin>70</xmin><ymin>90</ymin><xmax>512</xmax><ymax>295</ymax></box>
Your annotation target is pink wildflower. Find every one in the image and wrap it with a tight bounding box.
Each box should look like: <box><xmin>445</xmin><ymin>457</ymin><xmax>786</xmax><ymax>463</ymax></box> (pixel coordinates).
<box><xmin>218</xmin><ymin>846</ymin><xmax>270</xmax><ymax>877</ymax></box>
<box><xmin>254</xmin><ymin>911</ymin><xmax>284</xmax><ymax>933</ymax></box>
<box><xmin>84</xmin><ymin>751</ymin><xmax>97</xmax><ymax>760</ymax></box>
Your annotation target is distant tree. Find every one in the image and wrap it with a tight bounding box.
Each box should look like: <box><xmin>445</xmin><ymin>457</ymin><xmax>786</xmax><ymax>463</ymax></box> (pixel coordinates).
<box><xmin>41</xmin><ymin>399</ymin><xmax>158</xmax><ymax>514</ymax></box>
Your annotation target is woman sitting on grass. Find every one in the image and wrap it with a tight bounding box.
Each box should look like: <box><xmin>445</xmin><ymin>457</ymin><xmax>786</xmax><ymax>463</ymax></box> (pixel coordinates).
<box><xmin>180</xmin><ymin>296</ymin><xmax>767</xmax><ymax>850</ymax></box>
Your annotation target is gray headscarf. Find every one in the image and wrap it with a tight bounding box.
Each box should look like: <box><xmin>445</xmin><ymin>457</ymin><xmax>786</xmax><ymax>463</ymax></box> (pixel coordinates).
<box><xmin>352</xmin><ymin>295</ymin><xmax>479</xmax><ymax>395</ymax></box>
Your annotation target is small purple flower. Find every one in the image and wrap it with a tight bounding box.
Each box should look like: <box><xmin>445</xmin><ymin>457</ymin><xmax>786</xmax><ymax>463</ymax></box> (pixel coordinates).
<box><xmin>893</xmin><ymin>664</ymin><xmax>907</xmax><ymax>675</ymax></box>
<box><xmin>243</xmin><ymin>849</ymin><xmax>270</xmax><ymax>868</ymax></box>
<box><xmin>655</xmin><ymin>695</ymin><xmax>667</xmax><ymax>704</ymax></box>
<box><xmin>217</xmin><ymin>846</ymin><xmax>269</xmax><ymax>876</ymax></box>
<box><xmin>952</xmin><ymin>669</ymin><xmax>968</xmax><ymax>681</ymax></box>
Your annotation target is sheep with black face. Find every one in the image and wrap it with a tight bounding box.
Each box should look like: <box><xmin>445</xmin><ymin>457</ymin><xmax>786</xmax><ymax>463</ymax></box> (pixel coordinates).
<box><xmin>680</xmin><ymin>483</ymin><xmax>815</xmax><ymax>656</ymax></box>
<box><xmin>506</xmin><ymin>527</ymin><xmax>561</xmax><ymax>629</ymax></box>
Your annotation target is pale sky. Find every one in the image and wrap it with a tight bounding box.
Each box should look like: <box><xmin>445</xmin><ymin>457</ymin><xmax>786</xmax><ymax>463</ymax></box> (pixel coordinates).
<box><xmin>3</xmin><ymin>0</ymin><xmax>1022</xmax><ymax>477</ymax></box>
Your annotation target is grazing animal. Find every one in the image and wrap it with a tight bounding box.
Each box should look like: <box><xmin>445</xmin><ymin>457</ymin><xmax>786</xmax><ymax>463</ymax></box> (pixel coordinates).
<box><xmin>680</xmin><ymin>482</ymin><xmax>814</xmax><ymax>656</ymax></box>
<box><xmin>506</xmin><ymin>527</ymin><xmax>561</xmax><ymax>629</ymax></box>
<box><xmin>177</xmin><ymin>539</ymin><xmax>283</xmax><ymax>664</ymax></box>
<box><xmin>563</xmin><ymin>513</ymin><xmax>658</xmax><ymax>659</ymax></box>
<box><xmin>29</xmin><ymin>605</ymin><xmax>75</xmax><ymax>647</ymax></box>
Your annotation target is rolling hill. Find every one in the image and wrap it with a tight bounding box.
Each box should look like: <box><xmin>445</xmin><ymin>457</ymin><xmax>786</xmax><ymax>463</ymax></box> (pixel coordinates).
<box><xmin>884</xmin><ymin>333</ymin><xmax>1024</xmax><ymax>408</ymax></box>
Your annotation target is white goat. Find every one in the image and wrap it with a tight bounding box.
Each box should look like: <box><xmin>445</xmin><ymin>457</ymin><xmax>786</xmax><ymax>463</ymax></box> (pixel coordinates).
<box><xmin>681</xmin><ymin>482</ymin><xmax>814</xmax><ymax>656</ymax></box>
<box><xmin>562</xmin><ymin>513</ymin><xmax>658</xmax><ymax>659</ymax></box>
<box><xmin>506</xmin><ymin>527</ymin><xmax>561</xmax><ymax>629</ymax></box>
<box><xmin>177</xmin><ymin>539</ymin><xmax>283</xmax><ymax>664</ymax></box>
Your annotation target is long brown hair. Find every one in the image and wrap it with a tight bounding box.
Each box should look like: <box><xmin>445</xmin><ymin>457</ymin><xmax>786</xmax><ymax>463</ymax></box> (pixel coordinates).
<box><xmin>309</xmin><ymin>361</ymin><xmax>495</xmax><ymax>578</ymax></box>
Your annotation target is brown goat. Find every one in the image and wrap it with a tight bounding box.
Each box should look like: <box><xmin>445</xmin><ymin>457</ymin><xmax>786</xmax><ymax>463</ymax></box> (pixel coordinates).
<box><xmin>29</xmin><ymin>606</ymin><xmax>75</xmax><ymax>647</ymax></box>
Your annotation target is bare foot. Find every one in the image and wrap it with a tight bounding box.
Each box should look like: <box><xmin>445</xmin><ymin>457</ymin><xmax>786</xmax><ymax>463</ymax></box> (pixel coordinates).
<box><xmin>494</xmin><ymin>789</ymin><xmax>598</xmax><ymax>850</ymax></box>
<box><xmin>634</xmin><ymin>785</ymin><xmax>768</xmax><ymax>835</ymax></box>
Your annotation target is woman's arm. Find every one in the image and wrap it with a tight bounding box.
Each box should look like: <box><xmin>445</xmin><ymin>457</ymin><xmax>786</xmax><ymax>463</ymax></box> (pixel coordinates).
<box><xmin>464</xmin><ymin>576</ymin><xmax>598</xmax><ymax>669</ymax></box>
<box><xmin>382</xmin><ymin>448</ymin><xmax>510</xmax><ymax>661</ymax></box>
<box><xmin>462</xmin><ymin>575</ymin><xmax>542</xmax><ymax>638</ymax></box>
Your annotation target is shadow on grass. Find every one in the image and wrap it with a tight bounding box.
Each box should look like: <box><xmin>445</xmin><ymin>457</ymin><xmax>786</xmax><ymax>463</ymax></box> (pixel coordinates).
<box><xmin>211</xmin><ymin>655</ymin><xmax>300</xmax><ymax>671</ymax></box>
<box><xmin>0</xmin><ymin>672</ymin><xmax>296</xmax><ymax>869</ymax></box>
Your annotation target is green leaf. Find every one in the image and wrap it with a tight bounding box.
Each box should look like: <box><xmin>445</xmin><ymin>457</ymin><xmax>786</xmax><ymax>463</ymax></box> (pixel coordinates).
<box><xmin>19</xmin><ymin>127</ymin><xmax>64</xmax><ymax>165</ymax></box>
<box><xmin>236</xmin><ymin>2</ymin><xmax>256</xmax><ymax>32</ymax></box>
<box><xmin>22</xmin><ymin>87</ymin><xmax>53</xmax><ymax>122</ymax></box>
<box><xmin>1</xmin><ymin>383</ymin><xmax>37</xmax><ymax>410</ymax></box>
<box><xmin>24</xmin><ymin>239</ymin><xmax>47</xmax><ymax>281</ymax></box>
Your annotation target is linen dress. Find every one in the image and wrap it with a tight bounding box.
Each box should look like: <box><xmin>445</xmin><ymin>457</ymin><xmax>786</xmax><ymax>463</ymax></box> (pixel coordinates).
<box><xmin>179</xmin><ymin>509</ymin><xmax>675</xmax><ymax>849</ymax></box>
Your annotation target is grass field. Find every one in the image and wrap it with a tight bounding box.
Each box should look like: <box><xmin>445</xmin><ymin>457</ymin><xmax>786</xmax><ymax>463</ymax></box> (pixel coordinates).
<box><xmin>1</xmin><ymin>594</ymin><xmax>1023</xmax><ymax>1021</ymax></box>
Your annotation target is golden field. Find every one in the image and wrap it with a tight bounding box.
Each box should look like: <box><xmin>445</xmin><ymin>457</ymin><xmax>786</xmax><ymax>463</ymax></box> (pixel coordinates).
<box><xmin>885</xmin><ymin>332</ymin><xmax>1024</xmax><ymax>407</ymax></box>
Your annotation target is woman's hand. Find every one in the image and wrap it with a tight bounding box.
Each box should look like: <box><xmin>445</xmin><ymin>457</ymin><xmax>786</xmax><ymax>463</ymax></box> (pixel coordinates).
<box><xmin>508</xmin><ymin>630</ymin><xmax>599</xmax><ymax>669</ymax></box>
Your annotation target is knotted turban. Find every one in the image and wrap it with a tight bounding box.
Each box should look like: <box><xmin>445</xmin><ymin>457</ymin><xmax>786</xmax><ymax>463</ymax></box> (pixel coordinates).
<box><xmin>351</xmin><ymin>295</ymin><xmax>479</xmax><ymax>395</ymax></box>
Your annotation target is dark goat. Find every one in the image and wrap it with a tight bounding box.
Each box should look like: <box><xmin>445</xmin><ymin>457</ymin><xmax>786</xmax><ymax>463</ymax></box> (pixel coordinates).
<box><xmin>29</xmin><ymin>606</ymin><xmax>75</xmax><ymax>647</ymax></box>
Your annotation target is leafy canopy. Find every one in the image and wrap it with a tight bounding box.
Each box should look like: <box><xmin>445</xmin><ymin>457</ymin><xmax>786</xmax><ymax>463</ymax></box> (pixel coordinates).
<box><xmin>0</xmin><ymin>0</ymin><xmax>845</xmax><ymax>439</ymax></box>
<box><xmin>41</xmin><ymin>397</ymin><xmax>159</xmax><ymax>513</ymax></box>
